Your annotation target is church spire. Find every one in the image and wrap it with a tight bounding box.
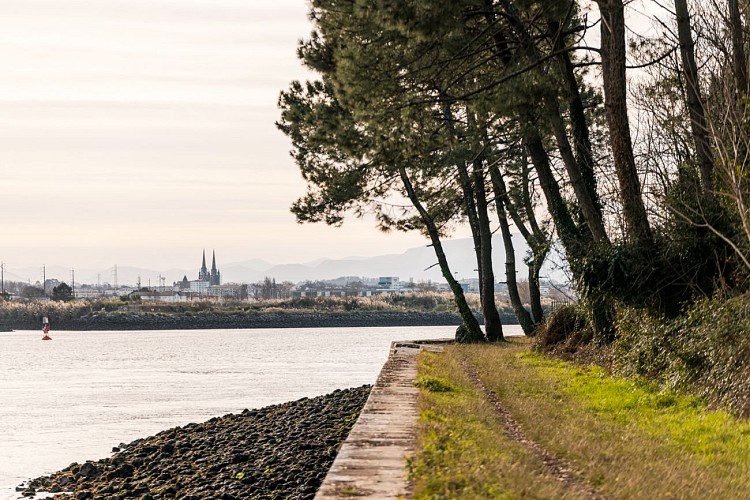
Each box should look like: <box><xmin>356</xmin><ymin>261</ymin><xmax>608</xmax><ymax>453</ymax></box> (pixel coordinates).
<box><xmin>199</xmin><ymin>249</ymin><xmax>210</xmax><ymax>282</ymax></box>
<box><xmin>210</xmin><ymin>250</ymin><xmax>221</xmax><ymax>286</ymax></box>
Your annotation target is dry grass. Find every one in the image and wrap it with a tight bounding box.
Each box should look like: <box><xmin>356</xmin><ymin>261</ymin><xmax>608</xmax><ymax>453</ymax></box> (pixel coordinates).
<box><xmin>412</xmin><ymin>339</ymin><xmax>750</xmax><ymax>499</ymax></box>
<box><xmin>252</xmin><ymin>292</ymin><xmax>477</xmax><ymax>313</ymax></box>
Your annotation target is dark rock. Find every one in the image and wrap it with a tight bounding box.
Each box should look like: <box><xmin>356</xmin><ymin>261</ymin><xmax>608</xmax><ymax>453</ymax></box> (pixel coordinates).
<box><xmin>79</xmin><ymin>462</ymin><xmax>99</xmax><ymax>479</ymax></box>
<box><xmin>19</xmin><ymin>385</ymin><xmax>371</xmax><ymax>500</ymax></box>
<box><xmin>107</xmin><ymin>463</ymin><xmax>134</xmax><ymax>480</ymax></box>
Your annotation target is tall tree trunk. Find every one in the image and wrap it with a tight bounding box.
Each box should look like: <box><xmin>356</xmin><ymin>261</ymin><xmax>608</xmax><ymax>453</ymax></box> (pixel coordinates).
<box><xmin>489</xmin><ymin>166</ymin><xmax>535</xmax><ymax>335</ymax></box>
<box><xmin>551</xmin><ymin>18</ymin><xmax>604</xmax><ymax>226</ymax></box>
<box><xmin>472</xmin><ymin>157</ymin><xmax>504</xmax><ymax>341</ymax></box>
<box><xmin>500</xmin><ymin>1</ymin><xmax>609</xmax><ymax>243</ymax></box>
<box><xmin>488</xmin><ymin>161</ymin><xmax>547</xmax><ymax>324</ymax></box>
<box><xmin>526</xmin><ymin>129</ymin><xmax>615</xmax><ymax>341</ymax></box>
<box><xmin>398</xmin><ymin>166</ymin><xmax>484</xmax><ymax>342</ymax></box>
<box><xmin>518</xmin><ymin>159</ymin><xmax>548</xmax><ymax>323</ymax></box>
<box><xmin>456</xmin><ymin>160</ymin><xmax>485</xmax><ymax>297</ymax></box>
<box><xmin>527</xmin><ymin>249</ymin><xmax>546</xmax><ymax>325</ymax></box>
<box><xmin>442</xmin><ymin>101</ymin><xmax>494</xmax><ymax>337</ymax></box>
<box><xmin>547</xmin><ymin>105</ymin><xmax>610</xmax><ymax>243</ymax></box>
<box><xmin>596</xmin><ymin>0</ymin><xmax>653</xmax><ymax>245</ymax></box>
<box><xmin>729</xmin><ymin>0</ymin><xmax>749</xmax><ymax>97</ymax></box>
<box><xmin>675</xmin><ymin>0</ymin><xmax>715</xmax><ymax>195</ymax></box>
<box><xmin>524</xmin><ymin>130</ymin><xmax>583</xmax><ymax>261</ymax></box>
<box><xmin>494</xmin><ymin>4</ymin><xmax>584</xmax><ymax>258</ymax></box>
<box><xmin>521</xmin><ymin>154</ymin><xmax>550</xmax><ymax>324</ymax></box>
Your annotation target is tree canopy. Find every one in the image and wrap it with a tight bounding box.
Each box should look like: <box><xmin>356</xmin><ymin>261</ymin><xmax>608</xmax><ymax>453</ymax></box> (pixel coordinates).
<box><xmin>52</xmin><ymin>283</ymin><xmax>74</xmax><ymax>302</ymax></box>
<box><xmin>279</xmin><ymin>0</ymin><xmax>750</xmax><ymax>341</ymax></box>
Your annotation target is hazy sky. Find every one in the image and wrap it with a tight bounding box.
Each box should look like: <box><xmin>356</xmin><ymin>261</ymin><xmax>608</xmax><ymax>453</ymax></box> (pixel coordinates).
<box><xmin>0</xmin><ymin>0</ymin><xmax>433</xmax><ymax>273</ymax></box>
<box><xmin>1</xmin><ymin>0</ymin><xmax>662</xmax><ymax>279</ymax></box>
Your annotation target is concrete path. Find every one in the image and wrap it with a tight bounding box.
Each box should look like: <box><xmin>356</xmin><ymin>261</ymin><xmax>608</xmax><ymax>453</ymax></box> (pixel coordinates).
<box><xmin>315</xmin><ymin>340</ymin><xmax>449</xmax><ymax>499</ymax></box>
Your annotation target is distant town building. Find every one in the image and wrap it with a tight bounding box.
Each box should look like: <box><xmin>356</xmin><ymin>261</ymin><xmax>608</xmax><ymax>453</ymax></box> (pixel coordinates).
<box><xmin>198</xmin><ymin>250</ymin><xmax>221</xmax><ymax>286</ymax></box>
<box><xmin>139</xmin><ymin>291</ymin><xmax>188</xmax><ymax>303</ymax></box>
<box><xmin>177</xmin><ymin>275</ymin><xmax>190</xmax><ymax>290</ymax></box>
<box><xmin>174</xmin><ymin>250</ymin><xmax>222</xmax><ymax>293</ymax></box>
<box><xmin>377</xmin><ymin>276</ymin><xmax>399</xmax><ymax>289</ymax></box>
<box><xmin>159</xmin><ymin>251</ymin><xmax>249</xmax><ymax>301</ymax></box>
<box><xmin>190</xmin><ymin>280</ymin><xmax>210</xmax><ymax>294</ymax></box>
<box><xmin>205</xmin><ymin>283</ymin><xmax>248</xmax><ymax>299</ymax></box>
<box><xmin>459</xmin><ymin>278</ymin><xmax>480</xmax><ymax>293</ymax></box>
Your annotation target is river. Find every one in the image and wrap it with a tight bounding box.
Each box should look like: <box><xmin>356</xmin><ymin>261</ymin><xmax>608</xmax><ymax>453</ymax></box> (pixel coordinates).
<box><xmin>0</xmin><ymin>325</ymin><xmax>522</xmax><ymax>498</ymax></box>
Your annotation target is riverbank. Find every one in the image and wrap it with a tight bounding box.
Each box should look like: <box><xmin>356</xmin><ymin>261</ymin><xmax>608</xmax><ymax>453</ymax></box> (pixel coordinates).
<box><xmin>0</xmin><ymin>310</ymin><xmax>519</xmax><ymax>331</ymax></box>
<box><xmin>0</xmin><ymin>293</ymin><xmax>529</xmax><ymax>332</ymax></box>
<box><xmin>18</xmin><ymin>385</ymin><xmax>370</xmax><ymax>499</ymax></box>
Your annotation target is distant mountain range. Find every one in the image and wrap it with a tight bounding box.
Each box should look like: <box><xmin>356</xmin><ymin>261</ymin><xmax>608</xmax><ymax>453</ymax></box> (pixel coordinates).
<box><xmin>7</xmin><ymin>236</ymin><xmax>567</xmax><ymax>287</ymax></box>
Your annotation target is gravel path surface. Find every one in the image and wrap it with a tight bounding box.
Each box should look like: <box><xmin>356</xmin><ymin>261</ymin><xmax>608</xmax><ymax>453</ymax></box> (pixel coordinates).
<box><xmin>18</xmin><ymin>386</ymin><xmax>371</xmax><ymax>499</ymax></box>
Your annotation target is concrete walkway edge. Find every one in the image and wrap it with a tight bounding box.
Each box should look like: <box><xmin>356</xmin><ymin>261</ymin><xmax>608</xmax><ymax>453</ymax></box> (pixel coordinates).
<box><xmin>315</xmin><ymin>339</ymin><xmax>450</xmax><ymax>499</ymax></box>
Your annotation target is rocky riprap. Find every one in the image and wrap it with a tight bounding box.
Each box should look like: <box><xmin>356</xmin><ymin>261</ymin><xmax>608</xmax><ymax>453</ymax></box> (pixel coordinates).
<box><xmin>19</xmin><ymin>386</ymin><xmax>371</xmax><ymax>499</ymax></box>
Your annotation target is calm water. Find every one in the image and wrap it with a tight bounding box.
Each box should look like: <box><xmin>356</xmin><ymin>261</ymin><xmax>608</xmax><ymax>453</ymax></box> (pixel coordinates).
<box><xmin>1</xmin><ymin>325</ymin><xmax>512</xmax><ymax>498</ymax></box>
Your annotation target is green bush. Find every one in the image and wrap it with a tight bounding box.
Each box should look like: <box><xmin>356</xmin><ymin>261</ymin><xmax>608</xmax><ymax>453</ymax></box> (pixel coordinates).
<box><xmin>534</xmin><ymin>305</ymin><xmax>592</xmax><ymax>353</ymax></box>
<box><xmin>613</xmin><ymin>295</ymin><xmax>750</xmax><ymax>416</ymax></box>
<box><xmin>414</xmin><ymin>375</ymin><xmax>456</xmax><ymax>393</ymax></box>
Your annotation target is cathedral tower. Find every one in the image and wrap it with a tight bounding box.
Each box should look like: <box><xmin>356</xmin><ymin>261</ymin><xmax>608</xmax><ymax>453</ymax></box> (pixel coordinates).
<box><xmin>198</xmin><ymin>250</ymin><xmax>210</xmax><ymax>282</ymax></box>
<box><xmin>210</xmin><ymin>250</ymin><xmax>221</xmax><ymax>286</ymax></box>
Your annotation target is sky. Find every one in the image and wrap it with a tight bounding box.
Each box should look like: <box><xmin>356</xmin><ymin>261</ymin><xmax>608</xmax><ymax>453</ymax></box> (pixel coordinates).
<box><xmin>0</xmin><ymin>0</ymin><xmax>662</xmax><ymax>280</ymax></box>
<box><xmin>0</xmin><ymin>0</ymin><xmax>434</xmax><ymax>274</ymax></box>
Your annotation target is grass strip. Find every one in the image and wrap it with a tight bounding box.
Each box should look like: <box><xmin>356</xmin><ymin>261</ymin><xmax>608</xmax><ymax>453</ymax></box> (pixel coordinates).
<box><xmin>412</xmin><ymin>338</ymin><xmax>750</xmax><ymax>499</ymax></box>
<box><xmin>409</xmin><ymin>346</ymin><xmax>569</xmax><ymax>499</ymax></box>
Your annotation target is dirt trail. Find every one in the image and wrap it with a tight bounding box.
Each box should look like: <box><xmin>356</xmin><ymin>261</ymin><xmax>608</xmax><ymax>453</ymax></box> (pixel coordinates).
<box><xmin>460</xmin><ymin>356</ymin><xmax>607</xmax><ymax>500</ymax></box>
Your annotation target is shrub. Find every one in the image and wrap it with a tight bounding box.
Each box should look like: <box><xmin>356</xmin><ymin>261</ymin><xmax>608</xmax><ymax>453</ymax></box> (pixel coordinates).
<box><xmin>534</xmin><ymin>305</ymin><xmax>592</xmax><ymax>353</ymax></box>
<box><xmin>613</xmin><ymin>294</ymin><xmax>750</xmax><ymax>417</ymax></box>
<box><xmin>414</xmin><ymin>375</ymin><xmax>456</xmax><ymax>393</ymax></box>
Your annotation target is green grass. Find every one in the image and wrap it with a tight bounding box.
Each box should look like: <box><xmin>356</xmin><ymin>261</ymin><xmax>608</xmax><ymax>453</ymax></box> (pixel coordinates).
<box><xmin>411</xmin><ymin>339</ymin><xmax>750</xmax><ymax>499</ymax></box>
<box><xmin>409</xmin><ymin>347</ymin><xmax>569</xmax><ymax>499</ymax></box>
<box><xmin>519</xmin><ymin>351</ymin><xmax>750</xmax><ymax>476</ymax></box>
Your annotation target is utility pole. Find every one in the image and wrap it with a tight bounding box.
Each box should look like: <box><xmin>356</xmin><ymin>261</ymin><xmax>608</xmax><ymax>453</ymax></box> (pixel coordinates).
<box><xmin>1</xmin><ymin>262</ymin><xmax>4</xmax><ymax>296</ymax></box>
<box><xmin>71</xmin><ymin>269</ymin><xmax>75</xmax><ymax>299</ymax></box>
<box><xmin>113</xmin><ymin>265</ymin><xmax>118</xmax><ymax>290</ymax></box>
<box><xmin>42</xmin><ymin>264</ymin><xmax>46</xmax><ymax>295</ymax></box>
